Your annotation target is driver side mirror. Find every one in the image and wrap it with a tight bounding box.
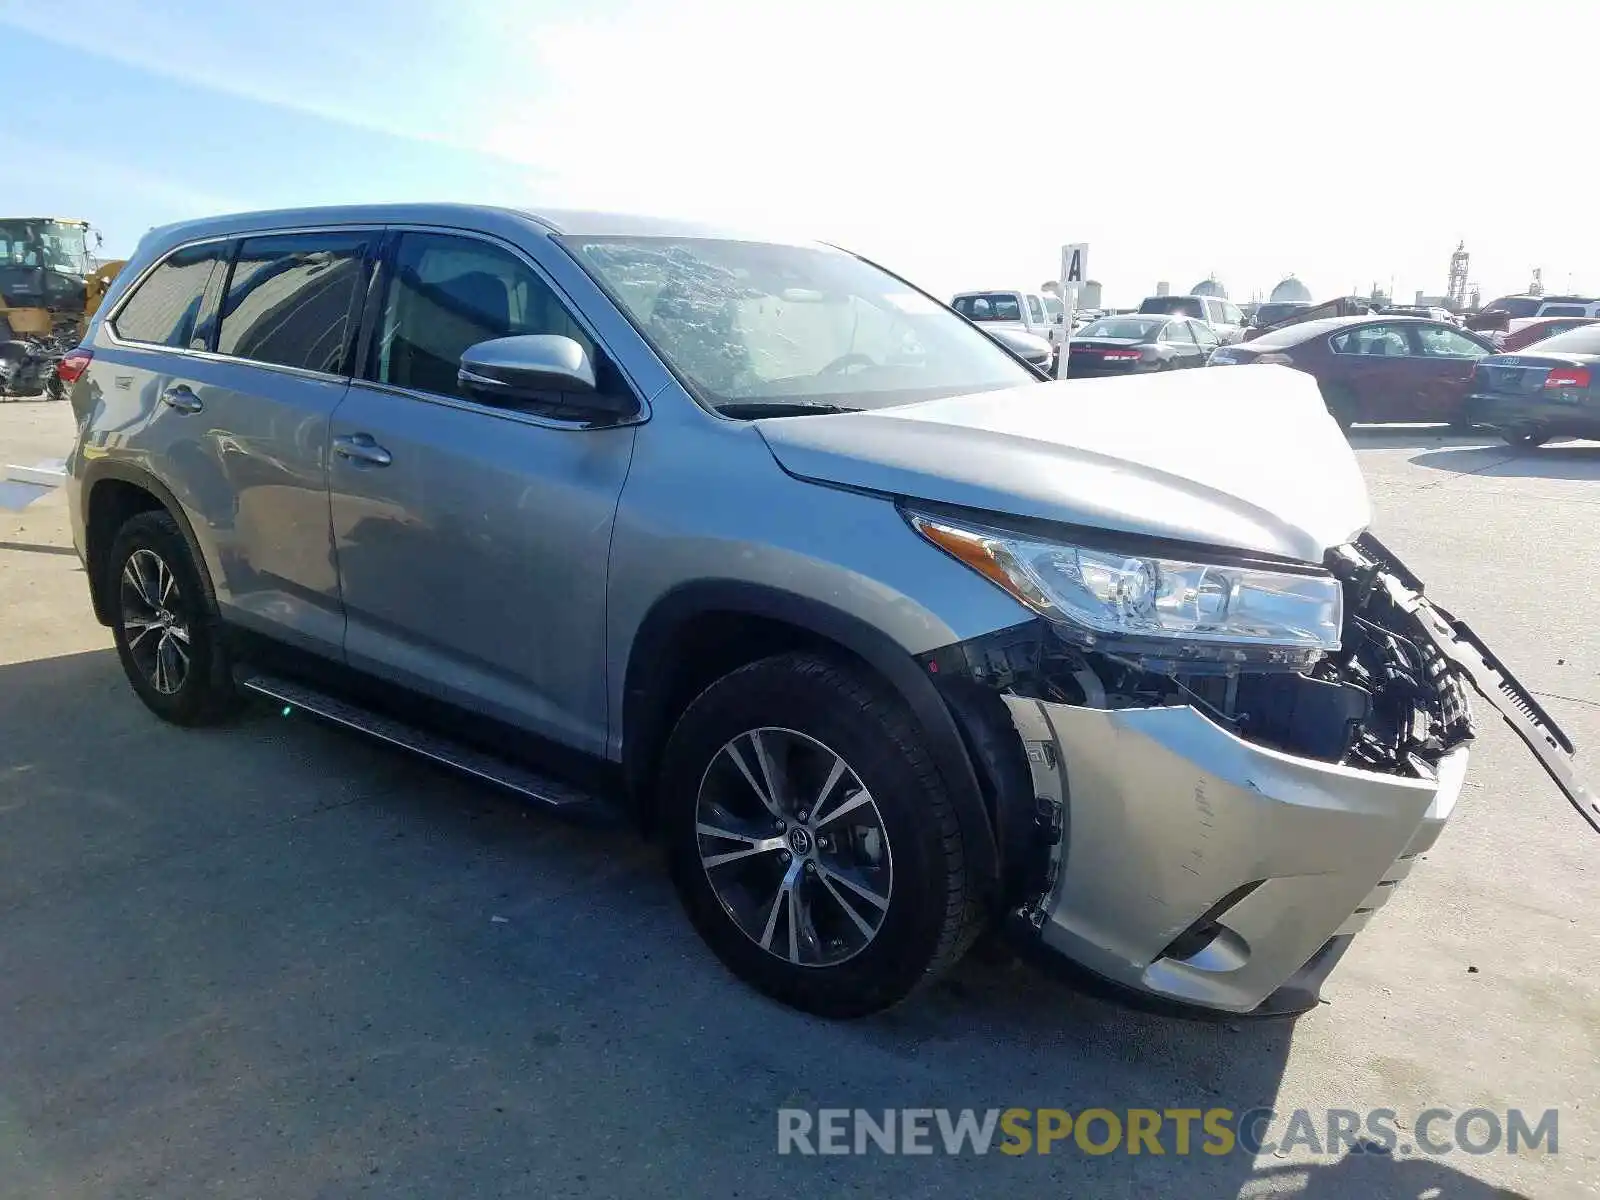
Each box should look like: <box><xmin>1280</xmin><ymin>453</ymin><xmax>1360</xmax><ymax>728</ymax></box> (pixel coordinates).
<box><xmin>458</xmin><ymin>335</ymin><xmax>638</xmax><ymax>420</ymax></box>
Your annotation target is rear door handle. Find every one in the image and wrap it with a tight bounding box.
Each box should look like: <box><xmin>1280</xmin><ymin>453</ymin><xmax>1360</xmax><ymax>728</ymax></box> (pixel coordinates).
<box><xmin>332</xmin><ymin>433</ymin><xmax>393</xmax><ymax>467</ymax></box>
<box><xmin>161</xmin><ymin>385</ymin><xmax>203</xmax><ymax>414</ymax></box>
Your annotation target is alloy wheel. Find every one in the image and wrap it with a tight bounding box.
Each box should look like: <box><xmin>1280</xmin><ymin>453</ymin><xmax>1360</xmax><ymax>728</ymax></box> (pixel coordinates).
<box><xmin>119</xmin><ymin>548</ymin><xmax>192</xmax><ymax>695</ymax></box>
<box><xmin>695</xmin><ymin>727</ymin><xmax>893</xmax><ymax>968</ymax></box>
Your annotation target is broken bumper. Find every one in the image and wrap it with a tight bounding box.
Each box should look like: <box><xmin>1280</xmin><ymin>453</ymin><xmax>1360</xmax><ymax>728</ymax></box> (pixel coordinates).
<box><xmin>1002</xmin><ymin>693</ymin><xmax>1468</xmax><ymax>1015</ymax></box>
<box><xmin>950</xmin><ymin>533</ymin><xmax>1594</xmax><ymax>1017</ymax></box>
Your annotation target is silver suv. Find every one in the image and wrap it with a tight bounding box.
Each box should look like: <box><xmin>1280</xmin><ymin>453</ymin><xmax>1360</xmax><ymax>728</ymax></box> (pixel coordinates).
<box><xmin>64</xmin><ymin>204</ymin><xmax>1593</xmax><ymax>1019</ymax></box>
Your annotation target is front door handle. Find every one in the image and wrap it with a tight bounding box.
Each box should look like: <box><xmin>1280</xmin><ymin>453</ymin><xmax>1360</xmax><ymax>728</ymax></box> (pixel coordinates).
<box><xmin>161</xmin><ymin>385</ymin><xmax>203</xmax><ymax>414</ymax></box>
<box><xmin>332</xmin><ymin>433</ymin><xmax>393</xmax><ymax>467</ymax></box>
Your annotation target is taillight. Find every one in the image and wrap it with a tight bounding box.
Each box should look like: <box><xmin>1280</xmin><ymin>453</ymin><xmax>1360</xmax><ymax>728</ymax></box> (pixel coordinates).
<box><xmin>56</xmin><ymin>348</ymin><xmax>93</xmax><ymax>384</ymax></box>
<box><xmin>1544</xmin><ymin>366</ymin><xmax>1591</xmax><ymax>390</ymax></box>
<box><xmin>1100</xmin><ymin>349</ymin><xmax>1143</xmax><ymax>360</ymax></box>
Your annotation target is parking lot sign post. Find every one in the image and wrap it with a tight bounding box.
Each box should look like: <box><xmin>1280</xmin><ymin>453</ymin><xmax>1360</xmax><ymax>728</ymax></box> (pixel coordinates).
<box><xmin>1056</xmin><ymin>243</ymin><xmax>1087</xmax><ymax>379</ymax></box>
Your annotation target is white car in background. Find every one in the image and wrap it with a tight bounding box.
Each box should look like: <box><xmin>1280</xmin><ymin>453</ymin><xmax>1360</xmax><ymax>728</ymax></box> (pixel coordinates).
<box><xmin>952</xmin><ymin>289</ymin><xmax>1057</xmax><ymax>343</ymax></box>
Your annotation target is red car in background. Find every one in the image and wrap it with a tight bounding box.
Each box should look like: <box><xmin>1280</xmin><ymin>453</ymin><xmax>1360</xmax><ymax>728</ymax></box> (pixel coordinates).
<box><xmin>1495</xmin><ymin>316</ymin><xmax>1600</xmax><ymax>353</ymax></box>
<box><xmin>1207</xmin><ymin>315</ymin><xmax>1495</xmax><ymax>429</ymax></box>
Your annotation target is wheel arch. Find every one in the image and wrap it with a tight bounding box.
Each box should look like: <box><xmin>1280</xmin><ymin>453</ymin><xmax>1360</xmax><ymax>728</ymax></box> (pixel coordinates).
<box><xmin>82</xmin><ymin>461</ymin><xmax>218</xmax><ymax>627</ymax></box>
<box><xmin>621</xmin><ymin>580</ymin><xmax>1002</xmax><ymax>899</ymax></box>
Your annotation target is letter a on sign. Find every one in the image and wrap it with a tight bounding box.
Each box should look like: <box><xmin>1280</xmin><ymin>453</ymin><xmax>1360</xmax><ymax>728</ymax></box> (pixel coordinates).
<box><xmin>1061</xmin><ymin>243</ymin><xmax>1087</xmax><ymax>288</ymax></box>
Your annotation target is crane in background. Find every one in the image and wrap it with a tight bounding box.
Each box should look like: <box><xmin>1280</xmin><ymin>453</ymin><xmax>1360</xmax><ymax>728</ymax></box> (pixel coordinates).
<box><xmin>1447</xmin><ymin>241</ymin><xmax>1470</xmax><ymax>311</ymax></box>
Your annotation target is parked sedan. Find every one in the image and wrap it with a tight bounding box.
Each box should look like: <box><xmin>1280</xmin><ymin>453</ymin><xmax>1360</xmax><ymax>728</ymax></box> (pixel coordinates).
<box><xmin>1064</xmin><ymin>314</ymin><xmax>1218</xmax><ymax>377</ymax></box>
<box><xmin>983</xmin><ymin>325</ymin><xmax>1054</xmax><ymax>372</ymax></box>
<box><xmin>1465</xmin><ymin>323</ymin><xmax>1600</xmax><ymax>448</ymax></box>
<box><xmin>1208</xmin><ymin>316</ymin><xmax>1493</xmax><ymax>428</ymax></box>
<box><xmin>1495</xmin><ymin>315</ymin><xmax>1600</xmax><ymax>353</ymax></box>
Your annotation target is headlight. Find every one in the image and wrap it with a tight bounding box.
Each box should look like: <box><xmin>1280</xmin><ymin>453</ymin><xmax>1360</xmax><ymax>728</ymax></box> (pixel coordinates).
<box><xmin>907</xmin><ymin>511</ymin><xmax>1342</xmax><ymax>666</ymax></box>
<box><xmin>1207</xmin><ymin>349</ymin><xmax>1238</xmax><ymax>364</ymax></box>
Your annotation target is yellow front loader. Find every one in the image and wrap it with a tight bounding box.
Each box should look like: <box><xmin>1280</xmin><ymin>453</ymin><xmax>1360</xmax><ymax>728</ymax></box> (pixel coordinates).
<box><xmin>0</xmin><ymin>217</ymin><xmax>125</xmax><ymax>399</ymax></box>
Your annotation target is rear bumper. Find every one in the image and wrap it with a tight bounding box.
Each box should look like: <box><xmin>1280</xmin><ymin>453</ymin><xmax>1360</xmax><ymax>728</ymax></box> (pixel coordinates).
<box><xmin>1465</xmin><ymin>391</ymin><xmax>1600</xmax><ymax>431</ymax></box>
<box><xmin>1001</xmin><ymin>695</ymin><xmax>1466</xmax><ymax>1015</ymax></box>
<box><xmin>1065</xmin><ymin>361</ymin><xmax>1150</xmax><ymax>377</ymax></box>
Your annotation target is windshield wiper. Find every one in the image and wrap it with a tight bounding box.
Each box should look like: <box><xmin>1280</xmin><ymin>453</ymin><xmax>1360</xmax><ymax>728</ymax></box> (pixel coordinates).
<box><xmin>713</xmin><ymin>402</ymin><xmax>862</xmax><ymax>419</ymax></box>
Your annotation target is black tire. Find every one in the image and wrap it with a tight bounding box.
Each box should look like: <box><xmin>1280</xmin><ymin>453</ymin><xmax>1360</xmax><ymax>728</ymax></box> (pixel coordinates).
<box><xmin>107</xmin><ymin>510</ymin><xmax>239</xmax><ymax>725</ymax></box>
<box><xmin>1319</xmin><ymin>383</ymin><xmax>1357</xmax><ymax>432</ymax></box>
<box><xmin>662</xmin><ymin>652</ymin><xmax>981</xmax><ymax>1017</ymax></box>
<box><xmin>1501</xmin><ymin>428</ymin><xmax>1549</xmax><ymax>450</ymax></box>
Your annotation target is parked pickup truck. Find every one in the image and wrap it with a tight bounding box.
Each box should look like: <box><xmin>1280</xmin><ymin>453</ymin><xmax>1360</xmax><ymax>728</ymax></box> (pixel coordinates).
<box><xmin>952</xmin><ymin>289</ymin><xmax>1061</xmax><ymax>356</ymax></box>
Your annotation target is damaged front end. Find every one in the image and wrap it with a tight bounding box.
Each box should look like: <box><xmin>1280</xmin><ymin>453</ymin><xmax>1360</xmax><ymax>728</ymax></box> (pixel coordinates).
<box><xmin>923</xmin><ymin>533</ymin><xmax>1591</xmax><ymax>1017</ymax></box>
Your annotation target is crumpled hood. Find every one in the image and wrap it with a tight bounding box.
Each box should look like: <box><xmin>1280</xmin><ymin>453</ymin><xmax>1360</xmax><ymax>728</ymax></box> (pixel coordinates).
<box><xmin>755</xmin><ymin>364</ymin><xmax>1370</xmax><ymax>563</ymax></box>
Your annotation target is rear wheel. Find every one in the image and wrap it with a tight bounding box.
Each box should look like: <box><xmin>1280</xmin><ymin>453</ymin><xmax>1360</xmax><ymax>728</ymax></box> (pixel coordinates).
<box><xmin>1501</xmin><ymin>427</ymin><xmax>1550</xmax><ymax>450</ymax></box>
<box><xmin>661</xmin><ymin>653</ymin><xmax>981</xmax><ymax>1017</ymax></box>
<box><xmin>108</xmin><ymin>510</ymin><xmax>239</xmax><ymax>725</ymax></box>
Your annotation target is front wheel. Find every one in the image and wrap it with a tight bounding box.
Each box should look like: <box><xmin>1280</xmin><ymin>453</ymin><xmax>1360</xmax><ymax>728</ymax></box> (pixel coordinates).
<box><xmin>1319</xmin><ymin>383</ymin><xmax>1357</xmax><ymax>433</ymax></box>
<box><xmin>661</xmin><ymin>653</ymin><xmax>981</xmax><ymax>1017</ymax></box>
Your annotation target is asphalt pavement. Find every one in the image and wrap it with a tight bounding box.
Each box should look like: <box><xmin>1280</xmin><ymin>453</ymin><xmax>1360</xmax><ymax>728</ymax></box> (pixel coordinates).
<box><xmin>1</xmin><ymin>401</ymin><xmax>1595</xmax><ymax>1199</ymax></box>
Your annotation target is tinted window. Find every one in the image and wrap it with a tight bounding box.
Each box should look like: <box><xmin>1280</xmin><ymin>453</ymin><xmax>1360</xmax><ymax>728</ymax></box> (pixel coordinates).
<box><xmin>1163</xmin><ymin>321</ymin><xmax>1196</xmax><ymax>344</ymax></box>
<box><xmin>110</xmin><ymin>243</ymin><xmax>224</xmax><ymax>348</ymax></box>
<box><xmin>1415</xmin><ymin>325</ymin><xmax>1486</xmax><ymax>358</ymax></box>
<box><xmin>1137</xmin><ymin>296</ymin><xmax>1204</xmax><ymax>319</ymax></box>
<box><xmin>1482</xmin><ymin>296</ymin><xmax>1542</xmax><ymax>318</ymax></box>
<box><xmin>1255</xmin><ymin>302</ymin><xmax>1307</xmax><ymax>327</ymax></box>
<box><xmin>1329</xmin><ymin>324</ymin><xmax>1409</xmax><ymax>356</ymax></box>
<box><xmin>217</xmin><ymin>233</ymin><xmax>369</xmax><ymax>372</ymax></box>
<box><xmin>953</xmin><ymin>292</ymin><xmax>1023</xmax><ymax>322</ymax></box>
<box><xmin>373</xmin><ymin>232</ymin><xmax>596</xmax><ymax>404</ymax></box>
<box><xmin>1539</xmin><ymin>304</ymin><xmax>1585</xmax><ymax>317</ymax></box>
<box><xmin>1521</xmin><ymin>320</ymin><xmax>1588</xmax><ymax>345</ymax></box>
<box><xmin>1025</xmin><ymin>294</ymin><xmax>1045</xmax><ymax>322</ymax></box>
<box><xmin>1522</xmin><ymin>325</ymin><xmax>1600</xmax><ymax>355</ymax></box>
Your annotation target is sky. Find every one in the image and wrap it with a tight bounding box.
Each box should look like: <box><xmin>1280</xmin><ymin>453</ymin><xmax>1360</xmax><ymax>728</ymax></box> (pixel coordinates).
<box><xmin>3</xmin><ymin>0</ymin><xmax>1594</xmax><ymax>308</ymax></box>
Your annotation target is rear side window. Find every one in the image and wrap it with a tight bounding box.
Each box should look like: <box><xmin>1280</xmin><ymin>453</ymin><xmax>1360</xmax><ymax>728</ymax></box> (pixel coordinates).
<box><xmin>110</xmin><ymin>243</ymin><xmax>225</xmax><ymax>348</ymax></box>
<box><xmin>1139</xmin><ymin>296</ymin><xmax>1203</xmax><ymax>319</ymax></box>
<box><xmin>1025</xmin><ymin>294</ymin><xmax>1045</xmax><ymax>322</ymax></box>
<box><xmin>217</xmin><ymin>232</ymin><xmax>370</xmax><ymax>373</ymax></box>
<box><xmin>953</xmin><ymin>293</ymin><xmax>1022</xmax><ymax>322</ymax></box>
<box><xmin>1163</xmin><ymin>321</ymin><xmax>1196</xmax><ymax>344</ymax></box>
<box><xmin>1539</xmin><ymin>304</ymin><xmax>1586</xmax><ymax>317</ymax></box>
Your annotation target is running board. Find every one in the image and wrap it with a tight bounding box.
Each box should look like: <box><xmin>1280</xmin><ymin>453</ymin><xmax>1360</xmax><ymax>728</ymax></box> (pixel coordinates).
<box><xmin>236</xmin><ymin>670</ymin><xmax>603</xmax><ymax>812</ymax></box>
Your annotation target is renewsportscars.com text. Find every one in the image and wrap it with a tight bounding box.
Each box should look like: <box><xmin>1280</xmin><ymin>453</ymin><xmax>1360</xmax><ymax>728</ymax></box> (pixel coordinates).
<box><xmin>777</xmin><ymin>1107</ymin><xmax>1559</xmax><ymax>1158</ymax></box>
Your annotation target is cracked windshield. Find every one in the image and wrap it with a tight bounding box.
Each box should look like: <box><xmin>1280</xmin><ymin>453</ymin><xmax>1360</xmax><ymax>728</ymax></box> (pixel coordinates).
<box><xmin>568</xmin><ymin>237</ymin><xmax>1033</xmax><ymax>414</ymax></box>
